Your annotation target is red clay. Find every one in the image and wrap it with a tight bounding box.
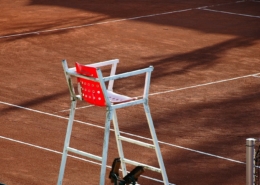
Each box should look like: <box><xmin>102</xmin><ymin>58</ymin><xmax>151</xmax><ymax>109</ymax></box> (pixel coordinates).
<box><xmin>0</xmin><ymin>0</ymin><xmax>260</xmax><ymax>185</ymax></box>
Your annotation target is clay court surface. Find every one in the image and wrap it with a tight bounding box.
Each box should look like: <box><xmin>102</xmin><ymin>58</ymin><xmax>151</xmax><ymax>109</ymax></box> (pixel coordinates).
<box><xmin>1</xmin><ymin>0</ymin><xmax>260</xmax><ymax>184</ymax></box>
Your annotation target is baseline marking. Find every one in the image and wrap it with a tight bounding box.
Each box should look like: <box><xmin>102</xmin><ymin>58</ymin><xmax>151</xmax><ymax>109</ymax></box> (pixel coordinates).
<box><xmin>54</xmin><ymin>104</ymin><xmax>94</xmax><ymax>113</ymax></box>
<box><xmin>123</xmin><ymin>132</ymin><xmax>245</xmax><ymax>164</ymax></box>
<box><xmin>0</xmin><ymin>101</ymin><xmax>104</xmax><ymax>130</ymax></box>
<box><xmin>0</xmin><ymin>0</ymin><xmax>244</xmax><ymax>40</ymax></box>
<box><xmin>0</xmin><ymin>8</ymin><xmax>192</xmax><ymax>39</ymax></box>
<box><xmin>199</xmin><ymin>8</ymin><xmax>260</xmax><ymax>19</ymax></box>
<box><xmin>253</xmin><ymin>74</ymin><xmax>260</xmax><ymax>78</ymax></box>
<box><xmin>148</xmin><ymin>72</ymin><xmax>260</xmax><ymax>97</ymax></box>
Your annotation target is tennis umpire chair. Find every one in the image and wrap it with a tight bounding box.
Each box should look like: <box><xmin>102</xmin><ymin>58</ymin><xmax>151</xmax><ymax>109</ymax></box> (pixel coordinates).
<box><xmin>57</xmin><ymin>59</ymin><xmax>169</xmax><ymax>185</ymax></box>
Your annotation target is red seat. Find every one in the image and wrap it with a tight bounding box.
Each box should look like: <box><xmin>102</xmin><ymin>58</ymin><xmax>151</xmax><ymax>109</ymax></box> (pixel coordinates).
<box><xmin>75</xmin><ymin>62</ymin><xmax>106</xmax><ymax>106</ymax></box>
<box><xmin>76</xmin><ymin>62</ymin><xmax>136</xmax><ymax>106</ymax></box>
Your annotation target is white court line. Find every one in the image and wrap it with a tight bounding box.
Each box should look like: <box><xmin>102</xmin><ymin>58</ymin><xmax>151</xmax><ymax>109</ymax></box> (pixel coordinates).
<box><xmin>0</xmin><ymin>0</ymin><xmax>244</xmax><ymax>40</ymax></box>
<box><xmin>55</xmin><ymin>104</ymin><xmax>94</xmax><ymax>113</ymax></box>
<box><xmin>123</xmin><ymin>132</ymin><xmax>245</xmax><ymax>165</ymax></box>
<box><xmin>148</xmin><ymin>72</ymin><xmax>260</xmax><ymax>97</ymax></box>
<box><xmin>0</xmin><ymin>101</ymin><xmax>104</xmax><ymax>130</ymax></box>
<box><xmin>0</xmin><ymin>135</ymin><xmax>175</xmax><ymax>185</ymax></box>
<box><xmin>200</xmin><ymin>8</ymin><xmax>260</xmax><ymax>19</ymax></box>
<box><xmin>253</xmin><ymin>74</ymin><xmax>260</xmax><ymax>78</ymax></box>
<box><xmin>0</xmin><ymin>8</ymin><xmax>192</xmax><ymax>40</ymax></box>
<box><xmin>196</xmin><ymin>0</ymin><xmax>244</xmax><ymax>9</ymax></box>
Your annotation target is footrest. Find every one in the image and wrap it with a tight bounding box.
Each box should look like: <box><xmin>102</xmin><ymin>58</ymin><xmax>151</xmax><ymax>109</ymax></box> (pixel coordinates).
<box><xmin>118</xmin><ymin>136</ymin><xmax>155</xmax><ymax>149</ymax></box>
<box><xmin>109</xmin><ymin>158</ymin><xmax>121</xmax><ymax>183</ymax></box>
<box><xmin>123</xmin><ymin>158</ymin><xmax>161</xmax><ymax>173</ymax></box>
<box><xmin>67</xmin><ymin>147</ymin><xmax>102</xmax><ymax>161</ymax></box>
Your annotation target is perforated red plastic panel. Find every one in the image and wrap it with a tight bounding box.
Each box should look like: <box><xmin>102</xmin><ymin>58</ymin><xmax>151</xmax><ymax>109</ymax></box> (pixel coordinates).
<box><xmin>75</xmin><ymin>62</ymin><xmax>106</xmax><ymax>106</ymax></box>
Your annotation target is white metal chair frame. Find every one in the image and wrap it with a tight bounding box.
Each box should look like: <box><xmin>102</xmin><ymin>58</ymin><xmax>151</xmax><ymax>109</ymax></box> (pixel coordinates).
<box><xmin>57</xmin><ymin>59</ymin><xmax>169</xmax><ymax>185</ymax></box>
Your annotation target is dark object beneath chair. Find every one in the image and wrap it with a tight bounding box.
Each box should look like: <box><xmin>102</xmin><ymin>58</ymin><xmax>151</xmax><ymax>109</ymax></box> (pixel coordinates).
<box><xmin>109</xmin><ymin>158</ymin><xmax>145</xmax><ymax>185</ymax></box>
<box><xmin>109</xmin><ymin>158</ymin><xmax>121</xmax><ymax>183</ymax></box>
<box><xmin>123</xmin><ymin>166</ymin><xmax>145</xmax><ymax>185</ymax></box>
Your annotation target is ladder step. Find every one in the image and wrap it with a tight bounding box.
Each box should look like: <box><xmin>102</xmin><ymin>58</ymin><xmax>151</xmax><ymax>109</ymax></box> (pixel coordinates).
<box><xmin>123</xmin><ymin>158</ymin><xmax>162</xmax><ymax>173</ymax></box>
<box><xmin>67</xmin><ymin>147</ymin><xmax>102</xmax><ymax>161</ymax></box>
<box><xmin>118</xmin><ymin>136</ymin><xmax>155</xmax><ymax>149</ymax></box>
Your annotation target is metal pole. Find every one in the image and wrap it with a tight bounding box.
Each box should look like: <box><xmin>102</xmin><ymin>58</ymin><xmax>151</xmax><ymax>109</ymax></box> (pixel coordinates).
<box><xmin>247</xmin><ymin>138</ymin><xmax>256</xmax><ymax>185</ymax></box>
<box><xmin>57</xmin><ymin>100</ymin><xmax>77</xmax><ymax>185</ymax></box>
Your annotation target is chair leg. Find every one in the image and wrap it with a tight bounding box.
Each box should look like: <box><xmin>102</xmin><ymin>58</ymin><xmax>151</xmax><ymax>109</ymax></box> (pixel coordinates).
<box><xmin>112</xmin><ymin>110</ymin><xmax>127</xmax><ymax>177</ymax></box>
<box><xmin>143</xmin><ymin>102</ymin><xmax>169</xmax><ymax>185</ymax></box>
<box><xmin>99</xmin><ymin>107</ymin><xmax>114</xmax><ymax>185</ymax></box>
<box><xmin>57</xmin><ymin>100</ymin><xmax>77</xmax><ymax>185</ymax></box>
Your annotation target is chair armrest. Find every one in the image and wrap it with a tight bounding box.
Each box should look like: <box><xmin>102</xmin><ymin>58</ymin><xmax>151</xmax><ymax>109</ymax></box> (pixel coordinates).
<box><xmin>103</xmin><ymin>66</ymin><xmax>154</xmax><ymax>99</ymax></box>
<box><xmin>103</xmin><ymin>66</ymin><xmax>154</xmax><ymax>82</ymax></box>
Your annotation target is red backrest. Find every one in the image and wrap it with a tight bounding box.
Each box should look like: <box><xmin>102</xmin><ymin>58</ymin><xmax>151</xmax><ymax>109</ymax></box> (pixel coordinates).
<box><xmin>75</xmin><ymin>62</ymin><xmax>106</xmax><ymax>106</ymax></box>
